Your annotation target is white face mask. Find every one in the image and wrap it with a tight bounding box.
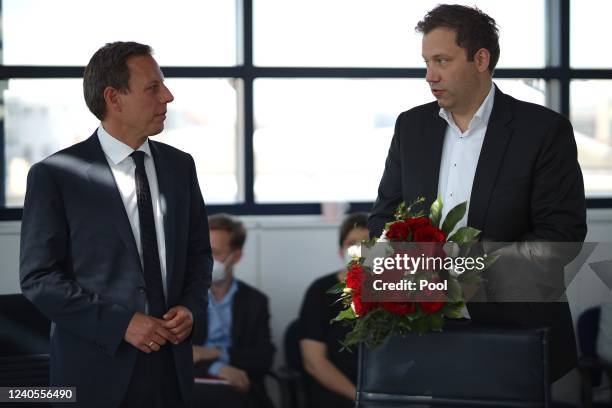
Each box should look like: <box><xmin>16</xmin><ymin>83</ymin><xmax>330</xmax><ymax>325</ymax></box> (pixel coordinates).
<box><xmin>211</xmin><ymin>252</ymin><xmax>235</xmax><ymax>282</ymax></box>
<box><xmin>343</xmin><ymin>250</ymin><xmax>353</xmax><ymax>265</ymax></box>
<box><xmin>211</xmin><ymin>259</ymin><xmax>227</xmax><ymax>282</ymax></box>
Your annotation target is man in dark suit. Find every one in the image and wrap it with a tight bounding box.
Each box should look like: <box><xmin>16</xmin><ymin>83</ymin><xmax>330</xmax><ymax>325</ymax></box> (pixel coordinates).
<box><xmin>368</xmin><ymin>5</ymin><xmax>586</xmax><ymax>382</ymax></box>
<box><xmin>192</xmin><ymin>214</ymin><xmax>275</xmax><ymax>408</ymax></box>
<box><xmin>19</xmin><ymin>41</ymin><xmax>212</xmax><ymax>407</ymax></box>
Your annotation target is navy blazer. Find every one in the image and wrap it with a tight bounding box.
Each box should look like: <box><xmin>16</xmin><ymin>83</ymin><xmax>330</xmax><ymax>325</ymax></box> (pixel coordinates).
<box><xmin>368</xmin><ymin>86</ymin><xmax>587</xmax><ymax>380</ymax></box>
<box><xmin>20</xmin><ymin>132</ymin><xmax>213</xmax><ymax>407</ymax></box>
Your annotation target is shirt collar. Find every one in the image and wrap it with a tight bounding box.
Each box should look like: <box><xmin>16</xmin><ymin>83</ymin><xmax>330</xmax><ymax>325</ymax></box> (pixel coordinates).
<box><xmin>209</xmin><ymin>279</ymin><xmax>239</xmax><ymax>307</ymax></box>
<box><xmin>97</xmin><ymin>124</ymin><xmax>152</xmax><ymax>165</ymax></box>
<box><xmin>438</xmin><ymin>82</ymin><xmax>496</xmax><ymax>130</ymax></box>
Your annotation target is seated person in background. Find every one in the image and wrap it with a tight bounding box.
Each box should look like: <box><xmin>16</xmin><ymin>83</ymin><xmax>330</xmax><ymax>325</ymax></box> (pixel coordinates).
<box><xmin>192</xmin><ymin>213</ymin><xmax>275</xmax><ymax>408</ymax></box>
<box><xmin>298</xmin><ymin>213</ymin><xmax>370</xmax><ymax>408</ymax></box>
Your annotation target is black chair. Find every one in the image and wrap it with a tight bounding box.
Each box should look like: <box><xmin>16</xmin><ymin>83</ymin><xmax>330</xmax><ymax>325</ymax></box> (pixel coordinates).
<box><xmin>0</xmin><ymin>294</ymin><xmax>51</xmax><ymax>407</ymax></box>
<box><xmin>356</xmin><ymin>321</ymin><xmax>550</xmax><ymax>407</ymax></box>
<box><xmin>0</xmin><ymin>294</ymin><xmax>50</xmax><ymax>357</ymax></box>
<box><xmin>577</xmin><ymin>306</ymin><xmax>612</xmax><ymax>408</ymax></box>
<box><xmin>274</xmin><ymin>319</ymin><xmax>308</xmax><ymax>408</ymax></box>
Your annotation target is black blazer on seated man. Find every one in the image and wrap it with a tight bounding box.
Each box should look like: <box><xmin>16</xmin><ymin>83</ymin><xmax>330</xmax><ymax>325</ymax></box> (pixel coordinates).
<box><xmin>368</xmin><ymin>86</ymin><xmax>587</xmax><ymax>381</ymax></box>
<box><xmin>193</xmin><ymin>280</ymin><xmax>276</xmax><ymax>408</ymax></box>
<box><xmin>19</xmin><ymin>133</ymin><xmax>212</xmax><ymax>407</ymax></box>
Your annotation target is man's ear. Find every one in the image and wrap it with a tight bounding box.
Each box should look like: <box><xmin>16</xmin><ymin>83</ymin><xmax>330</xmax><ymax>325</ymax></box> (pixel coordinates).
<box><xmin>103</xmin><ymin>86</ymin><xmax>122</xmax><ymax>114</ymax></box>
<box><xmin>474</xmin><ymin>48</ymin><xmax>491</xmax><ymax>73</ymax></box>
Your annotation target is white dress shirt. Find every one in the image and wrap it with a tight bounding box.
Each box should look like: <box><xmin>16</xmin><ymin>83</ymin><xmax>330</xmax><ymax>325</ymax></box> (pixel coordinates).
<box><xmin>437</xmin><ymin>83</ymin><xmax>495</xmax><ymax>234</ymax></box>
<box><xmin>97</xmin><ymin>125</ymin><xmax>168</xmax><ymax>301</ymax></box>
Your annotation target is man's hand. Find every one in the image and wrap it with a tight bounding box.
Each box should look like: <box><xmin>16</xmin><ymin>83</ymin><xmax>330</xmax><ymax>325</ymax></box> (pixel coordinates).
<box><xmin>218</xmin><ymin>365</ymin><xmax>250</xmax><ymax>393</ymax></box>
<box><xmin>162</xmin><ymin>305</ymin><xmax>193</xmax><ymax>344</ymax></box>
<box><xmin>192</xmin><ymin>345</ymin><xmax>221</xmax><ymax>363</ymax></box>
<box><xmin>124</xmin><ymin>312</ymin><xmax>180</xmax><ymax>353</ymax></box>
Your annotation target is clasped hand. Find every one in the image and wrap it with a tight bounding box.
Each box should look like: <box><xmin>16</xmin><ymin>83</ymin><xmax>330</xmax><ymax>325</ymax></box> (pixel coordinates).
<box><xmin>124</xmin><ymin>305</ymin><xmax>193</xmax><ymax>353</ymax></box>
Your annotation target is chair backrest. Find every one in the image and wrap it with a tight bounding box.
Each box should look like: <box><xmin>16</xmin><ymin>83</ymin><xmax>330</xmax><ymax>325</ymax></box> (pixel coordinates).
<box><xmin>284</xmin><ymin>319</ymin><xmax>305</xmax><ymax>373</ymax></box>
<box><xmin>356</xmin><ymin>322</ymin><xmax>550</xmax><ymax>408</ymax></box>
<box><xmin>577</xmin><ymin>306</ymin><xmax>602</xmax><ymax>387</ymax></box>
<box><xmin>0</xmin><ymin>294</ymin><xmax>50</xmax><ymax>357</ymax></box>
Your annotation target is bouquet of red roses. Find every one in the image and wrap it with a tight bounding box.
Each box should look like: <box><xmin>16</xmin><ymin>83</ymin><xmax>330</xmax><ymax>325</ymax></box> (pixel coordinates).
<box><xmin>330</xmin><ymin>197</ymin><xmax>492</xmax><ymax>349</ymax></box>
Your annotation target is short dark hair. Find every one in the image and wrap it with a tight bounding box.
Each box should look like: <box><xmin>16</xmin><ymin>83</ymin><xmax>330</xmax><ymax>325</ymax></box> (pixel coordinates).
<box><xmin>339</xmin><ymin>213</ymin><xmax>368</xmax><ymax>248</ymax></box>
<box><xmin>83</xmin><ymin>41</ymin><xmax>153</xmax><ymax>121</ymax></box>
<box><xmin>208</xmin><ymin>213</ymin><xmax>247</xmax><ymax>250</ymax></box>
<box><xmin>416</xmin><ymin>4</ymin><xmax>500</xmax><ymax>72</ymax></box>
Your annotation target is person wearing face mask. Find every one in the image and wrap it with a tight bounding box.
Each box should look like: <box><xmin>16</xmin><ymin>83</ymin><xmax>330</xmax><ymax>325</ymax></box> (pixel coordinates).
<box><xmin>297</xmin><ymin>213</ymin><xmax>370</xmax><ymax>408</ymax></box>
<box><xmin>192</xmin><ymin>214</ymin><xmax>275</xmax><ymax>408</ymax></box>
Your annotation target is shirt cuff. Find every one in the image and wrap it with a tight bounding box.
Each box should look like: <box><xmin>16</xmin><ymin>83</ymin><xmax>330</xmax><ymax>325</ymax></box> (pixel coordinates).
<box><xmin>218</xmin><ymin>346</ymin><xmax>230</xmax><ymax>363</ymax></box>
<box><xmin>208</xmin><ymin>361</ymin><xmax>226</xmax><ymax>376</ymax></box>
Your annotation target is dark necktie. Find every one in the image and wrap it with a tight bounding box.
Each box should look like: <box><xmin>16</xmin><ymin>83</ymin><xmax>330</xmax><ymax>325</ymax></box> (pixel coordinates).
<box><xmin>131</xmin><ymin>151</ymin><xmax>166</xmax><ymax>318</ymax></box>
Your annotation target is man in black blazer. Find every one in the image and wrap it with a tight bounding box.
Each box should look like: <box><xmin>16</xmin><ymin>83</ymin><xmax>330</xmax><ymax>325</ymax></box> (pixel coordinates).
<box><xmin>20</xmin><ymin>42</ymin><xmax>212</xmax><ymax>407</ymax></box>
<box><xmin>192</xmin><ymin>214</ymin><xmax>275</xmax><ymax>408</ymax></box>
<box><xmin>368</xmin><ymin>5</ymin><xmax>586</xmax><ymax>382</ymax></box>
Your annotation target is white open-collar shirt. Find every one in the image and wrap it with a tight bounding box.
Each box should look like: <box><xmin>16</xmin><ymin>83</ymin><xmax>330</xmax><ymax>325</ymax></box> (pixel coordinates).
<box><xmin>97</xmin><ymin>125</ymin><xmax>168</xmax><ymax>301</ymax></box>
<box><xmin>437</xmin><ymin>83</ymin><xmax>495</xmax><ymax>233</ymax></box>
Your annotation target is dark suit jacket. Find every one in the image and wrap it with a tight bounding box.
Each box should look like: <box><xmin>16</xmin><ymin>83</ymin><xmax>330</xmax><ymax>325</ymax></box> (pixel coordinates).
<box><xmin>368</xmin><ymin>86</ymin><xmax>587</xmax><ymax>381</ymax></box>
<box><xmin>19</xmin><ymin>132</ymin><xmax>213</xmax><ymax>407</ymax></box>
<box><xmin>193</xmin><ymin>280</ymin><xmax>275</xmax><ymax>408</ymax></box>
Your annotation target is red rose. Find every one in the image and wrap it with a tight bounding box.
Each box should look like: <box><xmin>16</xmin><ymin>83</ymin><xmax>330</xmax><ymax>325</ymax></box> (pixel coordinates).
<box><xmin>412</xmin><ymin>225</ymin><xmax>446</xmax><ymax>242</ymax></box>
<box><xmin>386</xmin><ymin>221</ymin><xmax>410</xmax><ymax>241</ymax></box>
<box><xmin>346</xmin><ymin>264</ymin><xmax>364</xmax><ymax>292</ymax></box>
<box><xmin>420</xmin><ymin>301</ymin><xmax>445</xmax><ymax>314</ymax></box>
<box><xmin>418</xmin><ymin>274</ymin><xmax>446</xmax><ymax>314</ymax></box>
<box><xmin>405</xmin><ymin>216</ymin><xmax>431</xmax><ymax>231</ymax></box>
<box><xmin>353</xmin><ymin>292</ymin><xmax>376</xmax><ymax>316</ymax></box>
<box><xmin>381</xmin><ymin>301</ymin><xmax>416</xmax><ymax>315</ymax></box>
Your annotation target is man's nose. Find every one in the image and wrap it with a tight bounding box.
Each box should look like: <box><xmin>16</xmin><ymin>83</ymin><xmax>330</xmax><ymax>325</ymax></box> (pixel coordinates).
<box><xmin>162</xmin><ymin>84</ymin><xmax>174</xmax><ymax>103</ymax></box>
<box><xmin>425</xmin><ymin>67</ymin><xmax>439</xmax><ymax>84</ymax></box>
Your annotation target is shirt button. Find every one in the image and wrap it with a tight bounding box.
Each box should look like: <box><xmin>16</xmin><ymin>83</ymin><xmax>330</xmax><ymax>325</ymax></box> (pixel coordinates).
<box><xmin>139</xmin><ymin>286</ymin><xmax>146</xmax><ymax>294</ymax></box>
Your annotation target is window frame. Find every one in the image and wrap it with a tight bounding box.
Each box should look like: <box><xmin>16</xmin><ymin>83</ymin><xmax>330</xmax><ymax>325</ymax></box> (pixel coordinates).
<box><xmin>0</xmin><ymin>0</ymin><xmax>611</xmax><ymax>221</ymax></box>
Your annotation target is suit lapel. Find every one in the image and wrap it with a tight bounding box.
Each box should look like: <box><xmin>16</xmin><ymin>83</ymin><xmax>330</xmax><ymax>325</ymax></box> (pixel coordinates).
<box><xmin>468</xmin><ymin>87</ymin><xmax>514</xmax><ymax>232</ymax></box>
<box><xmin>84</xmin><ymin>133</ymin><xmax>143</xmax><ymax>277</ymax></box>
<box><xmin>415</xmin><ymin>105</ymin><xmax>446</xmax><ymax>206</ymax></box>
<box><xmin>149</xmin><ymin>141</ymin><xmax>177</xmax><ymax>296</ymax></box>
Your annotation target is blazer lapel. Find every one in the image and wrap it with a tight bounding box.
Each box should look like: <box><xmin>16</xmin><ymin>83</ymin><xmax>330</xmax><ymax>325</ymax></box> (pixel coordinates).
<box><xmin>414</xmin><ymin>105</ymin><xmax>447</xmax><ymax>206</ymax></box>
<box><xmin>149</xmin><ymin>141</ymin><xmax>177</xmax><ymax>296</ymax></box>
<box><xmin>84</xmin><ymin>133</ymin><xmax>143</xmax><ymax>277</ymax></box>
<box><xmin>468</xmin><ymin>87</ymin><xmax>514</xmax><ymax>232</ymax></box>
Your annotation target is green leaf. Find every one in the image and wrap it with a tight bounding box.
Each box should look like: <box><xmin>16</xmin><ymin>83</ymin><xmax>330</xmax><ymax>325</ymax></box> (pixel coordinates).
<box><xmin>429</xmin><ymin>313</ymin><xmax>444</xmax><ymax>331</ymax></box>
<box><xmin>441</xmin><ymin>202</ymin><xmax>467</xmax><ymax>236</ymax></box>
<box><xmin>446</xmin><ymin>278</ymin><xmax>463</xmax><ymax>302</ymax></box>
<box><xmin>429</xmin><ymin>196</ymin><xmax>443</xmax><ymax>228</ymax></box>
<box><xmin>326</xmin><ymin>281</ymin><xmax>345</xmax><ymax>295</ymax></box>
<box><xmin>444</xmin><ymin>303</ymin><xmax>465</xmax><ymax>319</ymax></box>
<box><xmin>331</xmin><ymin>307</ymin><xmax>357</xmax><ymax>322</ymax></box>
<box><xmin>448</xmin><ymin>226</ymin><xmax>481</xmax><ymax>244</ymax></box>
<box><xmin>482</xmin><ymin>253</ymin><xmax>500</xmax><ymax>269</ymax></box>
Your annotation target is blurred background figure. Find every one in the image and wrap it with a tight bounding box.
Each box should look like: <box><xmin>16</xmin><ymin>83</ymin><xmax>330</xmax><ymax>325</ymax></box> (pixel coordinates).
<box><xmin>193</xmin><ymin>214</ymin><xmax>275</xmax><ymax>408</ymax></box>
<box><xmin>298</xmin><ymin>213</ymin><xmax>369</xmax><ymax>408</ymax></box>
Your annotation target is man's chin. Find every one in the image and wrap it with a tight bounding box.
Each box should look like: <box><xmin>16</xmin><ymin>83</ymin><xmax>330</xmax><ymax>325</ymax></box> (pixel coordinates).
<box><xmin>149</xmin><ymin>125</ymin><xmax>165</xmax><ymax>137</ymax></box>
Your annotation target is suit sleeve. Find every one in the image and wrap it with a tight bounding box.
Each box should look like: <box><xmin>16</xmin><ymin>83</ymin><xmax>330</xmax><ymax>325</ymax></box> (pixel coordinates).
<box><xmin>178</xmin><ymin>155</ymin><xmax>213</xmax><ymax>339</ymax></box>
<box><xmin>368</xmin><ymin>112</ymin><xmax>405</xmax><ymax>237</ymax></box>
<box><xmin>229</xmin><ymin>295</ymin><xmax>275</xmax><ymax>377</ymax></box>
<box><xmin>19</xmin><ymin>162</ymin><xmax>133</xmax><ymax>356</ymax></box>
<box><xmin>521</xmin><ymin>115</ymin><xmax>587</xmax><ymax>243</ymax></box>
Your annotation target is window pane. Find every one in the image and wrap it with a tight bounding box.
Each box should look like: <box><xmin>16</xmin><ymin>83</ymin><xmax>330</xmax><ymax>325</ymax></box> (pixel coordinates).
<box><xmin>3</xmin><ymin>78</ymin><xmax>239</xmax><ymax>207</ymax></box>
<box><xmin>253</xmin><ymin>78</ymin><xmax>545</xmax><ymax>203</ymax></box>
<box><xmin>1</xmin><ymin>0</ymin><xmax>236</xmax><ymax>66</ymax></box>
<box><xmin>571</xmin><ymin>1</ymin><xmax>612</xmax><ymax>68</ymax></box>
<box><xmin>254</xmin><ymin>0</ymin><xmax>544</xmax><ymax>68</ymax></box>
<box><xmin>570</xmin><ymin>80</ymin><xmax>612</xmax><ymax>197</ymax></box>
